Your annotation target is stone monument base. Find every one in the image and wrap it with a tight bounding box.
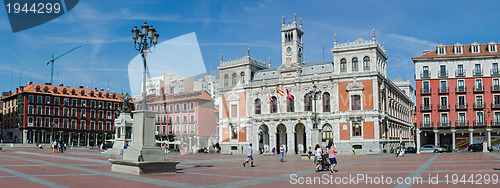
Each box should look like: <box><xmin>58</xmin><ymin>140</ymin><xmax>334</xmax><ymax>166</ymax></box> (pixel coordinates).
<box><xmin>110</xmin><ymin>159</ymin><xmax>179</xmax><ymax>175</ymax></box>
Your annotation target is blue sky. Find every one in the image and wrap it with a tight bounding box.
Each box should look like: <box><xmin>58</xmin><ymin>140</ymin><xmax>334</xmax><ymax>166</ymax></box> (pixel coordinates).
<box><xmin>1</xmin><ymin>0</ymin><xmax>499</xmax><ymax>94</ymax></box>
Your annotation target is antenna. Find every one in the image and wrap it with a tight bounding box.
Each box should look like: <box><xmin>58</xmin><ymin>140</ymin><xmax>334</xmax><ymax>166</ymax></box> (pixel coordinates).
<box><xmin>322</xmin><ymin>46</ymin><xmax>325</xmax><ymax>61</ymax></box>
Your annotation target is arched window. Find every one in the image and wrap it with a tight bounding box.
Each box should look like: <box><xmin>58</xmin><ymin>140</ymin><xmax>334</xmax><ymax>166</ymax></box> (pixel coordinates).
<box><xmin>287</xmin><ymin>95</ymin><xmax>294</xmax><ymax>112</ymax></box>
<box><xmin>232</xmin><ymin>73</ymin><xmax>237</xmax><ymax>85</ymax></box>
<box><xmin>270</xmin><ymin>96</ymin><xmax>278</xmax><ymax>113</ymax></box>
<box><xmin>323</xmin><ymin>92</ymin><xmax>330</xmax><ymax>112</ymax></box>
<box><xmin>255</xmin><ymin>98</ymin><xmax>261</xmax><ymax>114</ymax></box>
<box><xmin>304</xmin><ymin>94</ymin><xmax>312</xmax><ymax>111</ymax></box>
<box><xmin>322</xmin><ymin>124</ymin><xmax>333</xmax><ymax>142</ymax></box>
<box><xmin>240</xmin><ymin>72</ymin><xmax>245</xmax><ymax>84</ymax></box>
<box><xmin>340</xmin><ymin>58</ymin><xmax>347</xmax><ymax>72</ymax></box>
<box><xmin>363</xmin><ymin>56</ymin><xmax>370</xmax><ymax>70</ymax></box>
<box><xmin>224</xmin><ymin>74</ymin><xmax>229</xmax><ymax>86</ymax></box>
<box><xmin>352</xmin><ymin>57</ymin><xmax>358</xmax><ymax>71</ymax></box>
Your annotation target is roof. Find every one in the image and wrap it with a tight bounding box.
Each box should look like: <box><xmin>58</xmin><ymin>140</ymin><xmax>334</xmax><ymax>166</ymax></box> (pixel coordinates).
<box><xmin>412</xmin><ymin>43</ymin><xmax>500</xmax><ymax>60</ymax></box>
<box><xmin>150</xmin><ymin>90</ymin><xmax>214</xmax><ymax>104</ymax></box>
<box><xmin>5</xmin><ymin>83</ymin><xmax>123</xmax><ymax>102</ymax></box>
<box><xmin>302</xmin><ymin>61</ymin><xmax>333</xmax><ymax>67</ymax></box>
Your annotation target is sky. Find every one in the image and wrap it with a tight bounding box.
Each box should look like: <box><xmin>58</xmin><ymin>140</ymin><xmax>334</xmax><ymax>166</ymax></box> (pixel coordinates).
<box><xmin>1</xmin><ymin>0</ymin><xmax>499</xmax><ymax>95</ymax></box>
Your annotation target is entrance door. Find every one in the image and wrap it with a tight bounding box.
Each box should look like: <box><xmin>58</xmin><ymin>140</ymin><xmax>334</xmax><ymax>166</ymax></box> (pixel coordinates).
<box><xmin>276</xmin><ymin>124</ymin><xmax>287</xmax><ymax>154</ymax></box>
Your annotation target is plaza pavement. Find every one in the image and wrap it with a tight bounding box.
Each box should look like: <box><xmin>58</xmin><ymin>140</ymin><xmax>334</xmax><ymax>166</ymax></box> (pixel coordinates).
<box><xmin>0</xmin><ymin>147</ymin><xmax>499</xmax><ymax>188</ymax></box>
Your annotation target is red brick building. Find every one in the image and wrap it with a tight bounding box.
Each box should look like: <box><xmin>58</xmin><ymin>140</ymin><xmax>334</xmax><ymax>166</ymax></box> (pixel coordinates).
<box><xmin>1</xmin><ymin>83</ymin><xmax>129</xmax><ymax>146</ymax></box>
<box><xmin>413</xmin><ymin>42</ymin><xmax>500</xmax><ymax>152</ymax></box>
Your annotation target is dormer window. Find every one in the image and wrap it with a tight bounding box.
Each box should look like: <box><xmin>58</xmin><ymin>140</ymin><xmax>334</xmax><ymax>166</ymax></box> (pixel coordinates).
<box><xmin>471</xmin><ymin>42</ymin><xmax>480</xmax><ymax>53</ymax></box>
<box><xmin>488</xmin><ymin>41</ymin><xmax>497</xmax><ymax>52</ymax></box>
<box><xmin>437</xmin><ymin>44</ymin><xmax>446</xmax><ymax>55</ymax></box>
<box><xmin>454</xmin><ymin>43</ymin><xmax>463</xmax><ymax>54</ymax></box>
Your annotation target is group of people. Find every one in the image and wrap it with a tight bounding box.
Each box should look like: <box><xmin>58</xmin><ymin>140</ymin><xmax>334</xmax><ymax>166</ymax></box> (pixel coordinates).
<box><xmin>395</xmin><ymin>146</ymin><xmax>405</xmax><ymax>157</ymax></box>
<box><xmin>311</xmin><ymin>142</ymin><xmax>338</xmax><ymax>173</ymax></box>
<box><xmin>51</xmin><ymin>140</ymin><xmax>66</xmax><ymax>153</ymax></box>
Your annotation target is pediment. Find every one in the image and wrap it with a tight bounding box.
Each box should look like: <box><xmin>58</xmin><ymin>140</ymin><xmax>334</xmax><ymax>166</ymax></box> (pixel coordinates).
<box><xmin>346</xmin><ymin>81</ymin><xmax>364</xmax><ymax>91</ymax></box>
<box><xmin>227</xmin><ymin>94</ymin><xmax>240</xmax><ymax>102</ymax></box>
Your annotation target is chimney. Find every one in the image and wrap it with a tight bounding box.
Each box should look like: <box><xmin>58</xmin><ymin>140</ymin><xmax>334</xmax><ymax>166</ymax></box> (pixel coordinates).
<box><xmin>79</xmin><ymin>86</ymin><xmax>84</xmax><ymax>88</ymax></box>
<box><xmin>59</xmin><ymin>84</ymin><xmax>64</xmax><ymax>86</ymax></box>
<box><xmin>29</xmin><ymin>81</ymin><xmax>33</xmax><ymax>85</ymax></box>
<box><xmin>20</xmin><ymin>86</ymin><xmax>24</xmax><ymax>91</ymax></box>
<box><xmin>16</xmin><ymin>88</ymin><xmax>18</xmax><ymax>93</ymax></box>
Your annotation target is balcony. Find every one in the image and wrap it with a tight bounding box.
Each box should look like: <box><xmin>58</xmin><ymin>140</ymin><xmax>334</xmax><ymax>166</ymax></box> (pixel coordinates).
<box><xmin>473</xmin><ymin>69</ymin><xmax>483</xmax><ymax>76</ymax></box>
<box><xmin>438</xmin><ymin>87</ymin><xmax>449</xmax><ymax>94</ymax></box>
<box><xmin>491</xmin><ymin>68</ymin><xmax>499</xmax><ymax>76</ymax></box>
<box><xmin>473</xmin><ymin>120</ymin><xmax>486</xmax><ymax>127</ymax></box>
<box><xmin>455</xmin><ymin>120</ymin><xmax>469</xmax><ymax>127</ymax></box>
<box><xmin>474</xmin><ymin>85</ymin><xmax>484</xmax><ymax>93</ymax></box>
<box><xmin>420</xmin><ymin>104</ymin><xmax>432</xmax><ymax>112</ymax></box>
<box><xmin>421</xmin><ymin>88</ymin><xmax>431</xmax><ymax>95</ymax></box>
<box><xmin>456</xmin><ymin>86</ymin><xmax>467</xmax><ymax>93</ymax></box>
<box><xmin>455</xmin><ymin>70</ymin><xmax>466</xmax><ymax>77</ymax></box>
<box><xmin>437</xmin><ymin>121</ymin><xmax>450</xmax><ymax>127</ymax></box>
<box><xmin>421</xmin><ymin>71</ymin><xmax>431</xmax><ymax>79</ymax></box>
<box><xmin>491</xmin><ymin>120</ymin><xmax>500</xmax><ymax>126</ymax></box>
<box><xmin>492</xmin><ymin>102</ymin><xmax>500</xmax><ymax>109</ymax></box>
<box><xmin>455</xmin><ymin>103</ymin><xmax>468</xmax><ymax>111</ymax></box>
<box><xmin>420</xmin><ymin>122</ymin><xmax>433</xmax><ymax>127</ymax></box>
<box><xmin>438</xmin><ymin>70</ymin><xmax>448</xmax><ymax>78</ymax></box>
<box><xmin>438</xmin><ymin>104</ymin><xmax>450</xmax><ymax>111</ymax></box>
<box><xmin>492</xmin><ymin>85</ymin><xmax>500</xmax><ymax>92</ymax></box>
<box><xmin>473</xmin><ymin>102</ymin><xmax>485</xmax><ymax>110</ymax></box>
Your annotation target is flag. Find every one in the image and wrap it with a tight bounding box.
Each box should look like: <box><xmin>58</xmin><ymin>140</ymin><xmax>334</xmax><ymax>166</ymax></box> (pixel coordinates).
<box><xmin>276</xmin><ymin>86</ymin><xmax>284</xmax><ymax>96</ymax></box>
<box><xmin>286</xmin><ymin>89</ymin><xmax>294</xmax><ymax>101</ymax></box>
<box><xmin>269</xmin><ymin>94</ymin><xmax>274</xmax><ymax>103</ymax></box>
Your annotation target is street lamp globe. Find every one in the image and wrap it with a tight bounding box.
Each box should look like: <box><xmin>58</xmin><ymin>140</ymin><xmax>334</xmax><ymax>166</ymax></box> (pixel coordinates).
<box><xmin>141</xmin><ymin>22</ymin><xmax>148</xmax><ymax>35</ymax></box>
<box><xmin>132</xmin><ymin>27</ymin><xmax>139</xmax><ymax>40</ymax></box>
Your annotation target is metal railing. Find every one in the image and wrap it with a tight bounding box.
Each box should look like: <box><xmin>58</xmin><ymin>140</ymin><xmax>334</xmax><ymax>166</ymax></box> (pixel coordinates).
<box><xmin>438</xmin><ymin>70</ymin><xmax>448</xmax><ymax>78</ymax></box>
<box><xmin>456</xmin><ymin>86</ymin><xmax>467</xmax><ymax>93</ymax></box>
<box><xmin>438</xmin><ymin>104</ymin><xmax>450</xmax><ymax>111</ymax></box>
<box><xmin>421</xmin><ymin>88</ymin><xmax>431</xmax><ymax>95</ymax></box>
<box><xmin>421</xmin><ymin>71</ymin><xmax>431</xmax><ymax>78</ymax></box>
<box><xmin>492</xmin><ymin>85</ymin><xmax>500</xmax><ymax>92</ymax></box>
<box><xmin>455</xmin><ymin>70</ymin><xmax>466</xmax><ymax>77</ymax></box>
<box><xmin>473</xmin><ymin>102</ymin><xmax>485</xmax><ymax>109</ymax></box>
<box><xmin>420</xmin><ymin>104</ymin><xmax>432</xmax><ymax>111</ymax></box>
<box><xmin>437</xmin><ymin>121</ymin><xmax>450</xmax><ymax>127</ymax></box>
<box><xmin>473</xmin><ymin>69</ymin><xmax>483</xmax><ymax>76</ymax></box>
<box><xmin>420</xmin><ymin>122</ymin><xmax>433</xmax><ymax>127</ymax></box>
<box><xmin>491</xmin><ymin>68</ymin><xmax>499</xmax><ymax>76</ymax></box>
<box><xmin>439</xmin><ymin>87</ymin><xmax>449</xmax><ymax>94</ymax></box>
<box><xmin>455</xmin><ymin>120</ymin><xmax>469</xmax><ymax>127</ymax></box>
<box><xmin>492</xmin><ymin>102</ymin><xmax>500</xmax><ymax>109</ymax></box>
<box><xmin>474</xmin><ymin>85</ymin><xmax>484</xmax><ymax>92</ymax></box>
<box><xmin>455</xmin><ymin>103</ymin><xmax>468</xmax><ymax>110</ymax></box>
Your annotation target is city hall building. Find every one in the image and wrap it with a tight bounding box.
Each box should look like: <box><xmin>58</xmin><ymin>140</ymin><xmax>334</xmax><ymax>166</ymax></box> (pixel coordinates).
<box><xmin>217</xmin><ymin>15</ymin><xmax>414</xmax><ymax>155</ymax></box>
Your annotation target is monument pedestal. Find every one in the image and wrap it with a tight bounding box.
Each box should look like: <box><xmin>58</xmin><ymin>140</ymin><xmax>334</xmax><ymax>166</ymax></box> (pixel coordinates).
<box><xmin>110</xmin><ymin>110</ymin><xmax>179</xmax><ymax>175</ymax></box>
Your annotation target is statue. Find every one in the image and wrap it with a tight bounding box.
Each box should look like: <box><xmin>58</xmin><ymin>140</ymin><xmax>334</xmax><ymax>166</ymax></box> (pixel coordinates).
<box><xmin>122</xmin><ymin>93</ymin><xmax>131</xmax><ymax>113</ymax></box>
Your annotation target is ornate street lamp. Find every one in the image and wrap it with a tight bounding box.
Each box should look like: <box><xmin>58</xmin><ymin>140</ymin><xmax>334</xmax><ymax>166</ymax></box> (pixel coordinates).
<box><xmin>131</xmin><ymin>22</ymin><xmax>159</xmax><ymax>110</ymax></box>
<box><xmin>306</xmin><ymin>83</ymin><xmax>322</xmax><ymax>146</ymax></box>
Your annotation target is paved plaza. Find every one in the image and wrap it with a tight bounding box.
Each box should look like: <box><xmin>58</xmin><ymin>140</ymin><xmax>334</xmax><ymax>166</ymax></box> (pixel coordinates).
<box><xmin>0</xmin><ymin>148</ymin><xmax>499</xmax><ymax>187</ymax></box>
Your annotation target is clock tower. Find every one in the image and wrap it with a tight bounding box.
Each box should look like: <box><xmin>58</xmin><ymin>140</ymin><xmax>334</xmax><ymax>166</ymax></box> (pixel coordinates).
<box><xmin>279</xmin><ymin>14</ymin><xmax>303</xmax><ymax>79</ymax></box>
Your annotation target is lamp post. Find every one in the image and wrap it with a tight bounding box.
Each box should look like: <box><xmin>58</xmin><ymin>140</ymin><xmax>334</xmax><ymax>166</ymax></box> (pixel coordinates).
<box><xmin>131</xmin><ymin>22</ymin><xmax>159</xmax><ymax>110</ymax></box>
<box><xmin>306</xmin><ymin>83</ymin><xmax>322</xmax><ymax>145</ymax></box>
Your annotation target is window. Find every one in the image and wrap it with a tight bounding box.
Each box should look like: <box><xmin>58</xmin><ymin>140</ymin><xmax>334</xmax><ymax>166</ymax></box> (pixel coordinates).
<box><xmin>457</xmin><ymin>64</ymin><xmax>464</xmax><ymax>76</ymax></box>
<box><xmin>457</xmin><ymin>80</ymin><xmax>465</xmax><ymax>91</ymax></box>
<box><xmin>175</xmin><ymin>114</ymin><xmax>180</xmax><ymax>123</ymax></box>
<box><xmin>474</xmin><ymin>64</ymin><xmax>482</xmax><ymax>75</ymax></box>
<box><xmin>437</xmin><ymin>46</ymin><xmax>445</xmax><ymax>54</ymax></box>
<box><xmin>304</xmin><ymin>94</ymin><xmax>312</xmax><ymax>111</ymax></box>
<box><xmin>255</xmin><ymin>99</ymin><xmax>261</xmax><ymax>114</ymax></box>
<box><xmin>81</xmin><ymin>100</ymin><xmax>86</xmax><ymax>107</ymax></box>
<box><xmin>423</xmin><ymin>66</ymin><xmax>429</xmax><ymax>74</ymax></box>
<box><xmin>90</xmin><ymin>110</ymin><xmax>95</xmax><ymax>118</ymax></box>
<box><xmin>37</xmin><ymin>96</ymin><xmax>42</xmax><ymax>104</ymax></box>
<box><xmin>28</xmin><ymin>95</ymin><xmax>34</xmax><ymax>103</ymax></box>
<box><xmin>495</xmin><ymin>112</ymin><xmax>500</xmax><ymax>125</ymax></box>
<box><xmin>351</xmin><ymin>95</ymin><xmax>361</xmax><ymax>110</ymax></box>
<box><xmin>168</xmin><ymin>125</ymin><xmax>173</xmax><ymax>135</ymax></box>
<box><xmin>476</xmin><ymin>112</ymin><xmax>484</xmax><ymax>124</ymax></box>
<box><xmin>352</xmin><ymin>123</ymin><xmax>361</xmax><ymax>136</ymax></box>
<box><xmin>493</xmin><ymin>63</ymin><xmax>499</xmax><ymax>75</ymax></box>
<box><xmin>231</xmin><ymin>126</ymin><xmax>238</xmax><ymax>139</ymax></box>
<box><xmin>423</xmin><ymin>97</ymin><xmax>430</xmax><ymax>107</ymax></box>
<box><xmin>53</xmin><ymin>118</ymin><xmax>59</xmax><ymax>127</ymax></box>
<box><xmin>28</xmin><ymin>105</ymin><xmax>34</xmax><ymax>114</ymax></box>
<box><xmin>476</xmin><ymin>96</ymin><xmax>483</xmax><ymax>107</ymax></box>
<box><xmin>161</xmin><ymin>126</ymin><xmax>166</xmax><ymax>135</ymax></box>
<box><xmin>472</xmin><ymin>44</ymin><xmax>480</xmax><ymax>53</ymax></box>
<box><xmin>45</xmin><ymin>96</ymin><xmax>50</xmax><ymax>104</ymax></box>
<box><xmin>81</xmin><ymin>109</ymin><xmax>86</xmax><ymax>117</ymax></box>
<box><xmin>106</xmin><ymin>122</ymin><xmax>111</xmax><ymax>131</ymax></box>
<box><xmin>36</xmin><ymin>117</ymin><xmax>42</xmax><ymax>127</ymax></box>
<box><xmin>190</xmin><ymin>114</ymin><xmax>195</xmax><ymax>122</ymax></box>
<box><xmin>27</xmin><ymin>117</ymin><xmax>33</xmax><ymax>127</ymax></box>
<box><xmin>54</xmin><ymin>107</ymin><xmax>59</xmax><ymax>116</ymax></box>
<box><xmin>230</xmin><ymin>104</ymin><xmax>238</xmax><ymax>117</ymax></box>
<box><xmin>458</xmin><ymin>113</ymin><xmax>466</xmax><ymax>125</ymax></box>
<box><xmin>352</xmin><ymin>57</ymin><xmax>358</xmax><ymax>71</ymax></box>
<box><xmin>440</xmin><ymin>113</ymin><xmax>448</xmax><ymax>126</ymax></box>
<box><xmin>340</xmin><ymin>58</ymin><xmax>347</xmax><ymax>72</ymax></box>
<box><xmin>44</xmin><ymin>117</ymin><xmax>50</xmax><ymax>127</ymax></box>
<box><xmin>71</xmin><ymin>120</ymin><xmax>77</xmax><ymax>129</ymax></box>
<box><xmin>270</xmin><ymin>96</ymin><xmax>277</xmax><ymax>113</ymax></box>
<box><xmin>240</xmin><ymin>72</ymin><xmax>245</xmax><ymax>83</ymax></box>
<box><xmin>439</xmin><ymin>65</ymin><xmax>446</xmax><ymax>77</ymax></box>
<box><xmin>72</xmin><ymin>99</ymin><xmax>77</xmax><ymax>107</ymax></box>
<box><xmin>455</xmin><ymin>45</ymin><xmax>463</xmax><ymax>54</ymax></box>
<box><xmin>323</xmin><ymin>92</ymin><xmax>330</xmax><ymax>112</ymax></box>
<box><xmin>224</xmin><ymin>74</ymin><xmax>229</xmax><ymax>86</ymax></box>
<box><xmin>322</xmin><ymin>124</ymin><xmax>333</xmax><ymax>142</ymax></box>
<box><xmin>286</xmin><ymin>96</ymin><xmax>295</xmax><ymax>112</ymax></box>
<box><xmin>440</xmin><ymin>80</ymin><xmax>447</xmax><ymax>90</ymax></box>
<box><xmin>175</xmin><ymin>125</ymin><xmax>180</xmax><ymax>134</ymax></box>
<box><xmin>458</xmin><ymin>96</ymin><xmax>465</xmax><ymax>106</ymax></box>
<box><xmin>183</xmin><ymin>114</ymin><xmax>187</xmax><ymax>123</ymax></box>
<box><xmin>99</xmin><ymin>101</ymin><xmax>104</xmax><ymax>108</ymax></box>
<box><xmin>63</xmin><ymin>119</ymin><xmax>69</xmax><ymax>128</ymax></box>
<box><xmin>423</xmin><ymin>114</ymin><xmax>431</xmax><ymax>126</ymax></box>
<box><xmin>175</xmin><ymin>104</ymin><xmax>179</xmax><ymax>112</ymax></box>
<box><xmin>423</xmin><ymin>81</ymin><xmax>429</xmax><ymax>91</ymax></box>
<box><xmin>182</xmin><ymin>124</ymin><xmax>187</xmax><ymax>134</ymax></box>
<box><xmin>475</xmin><ymin>79</ymin><xmax>482</xmax><ymax>90</ymax></box>
<box><xmin>54</xmin><ymin>97</ymin><xmax>60</xmax><ymax>105</ymax></box>
<box><xmin>37</xmin><ymin>106</ymin><xmax>42</xmax><ymax>115</ymax></box>
<box><xmin>81</xmin><ymin>120</ymin><xmax>86</xmax><ymax>130</ymax></box>
<box><xmin>169</xmin><ymin>104</ymin><xmax>173</xmax><ymax>112</ymax></box>
<box><xmin>91</xmin><ymin>100</ymin><xmax>96</xmax><ymax>108</ymax></box>
<box><xmin>363</xmin><ymin>56</ymin><xmax>370</xmax><ymax>70</ymax></box>
<box><xmin>190</xmin><ymin>124</ymin><xmax>195</xmax><ymax>134</ymax></box>
<box><xmin>494</xmin><ymin>95</ymin><xmax>500</xmax><ymax>105</ymax></box>
<box><xmin>189</xmin><ymin>102</ymin><xmax>194</xmax><ymax>111</ymax></box>
<box><xmin>440</xmin><ymin>97</ymin><xmax>448</xmax><ymax>107</ymax></box>
<box><xmin>232</xmin><ymin>73</ymin><xmax>237</xmax><ymax>85</ymax></box>
<box><xmin>71</xmin><ymin>108</ymin><xmax>76</xmax><ymax>117</ymax></box>
<box><xmin>489</xmin><ymin>43</ymin><xmax>497</xmax><ymax>52</ymax></box>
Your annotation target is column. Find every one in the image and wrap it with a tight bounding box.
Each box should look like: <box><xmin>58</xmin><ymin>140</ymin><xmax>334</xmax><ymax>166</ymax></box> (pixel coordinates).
<box><xmin>23</xmin><ymin>129</ymin><xmax>28</xmax><ymax>144</ymax></box>
<box><xmin>487</xmin><ymin>129</ymin><xmax>492</xmax><ymax>148</ymax></box>
<box><xmin>287</xmin><ymin>130</ymin><xmax>295</xmax><ymax>154</ymax></box>
<box><xmin>78</xmin><ymin>132</ymin><xmax>81</xmax><ymax>146</ymax></box>
<box><xmin>87</xmin><ymin>133</ymin><xmax>90</xmax><ymax>146</ymax></box>
<box><xmin>68</xmin><ymin>132</ymin><xmax>72</xmax><ymax>145</ymax></box>
<box><xmin>59</xmin><ymin>131</ymin><xmax>63</xmax><ymax>140</ymax></box>
<box><xmin>469</xmin><ymin>129</ymin><xmax>474</xmax><ymax>145</ymax></box>
<box><xmin>41</xmin><ymin>130</ymin><xmax>45</xmax><ymax>143</ymax></box>
<box><xmin>433</xmin><ymin>130</ymin><xmax>438</xmax><ymax>146</ymax></box>
<box><xmin>32</xmin><ymin>130</ymin><xmax>36</xmax><ymax>144</ymax></box>
<box><xmin>95</xmin><ymin>133</ymin><xmax>98</xmax><ymax>146</ymax></box>
<box><xmin>50</xmin><ymin>131</ymin><xmax>53</xmax><ymax>142</ymax></box>
<box><xmin>451</xmin><ymin>130</ymin><xmax>456</xmax><ymax>152</ymax></box>
<box><xmin>416</xmin><ymin>129</ymin><xmax>421</xmax><ymax>154</ymax></box>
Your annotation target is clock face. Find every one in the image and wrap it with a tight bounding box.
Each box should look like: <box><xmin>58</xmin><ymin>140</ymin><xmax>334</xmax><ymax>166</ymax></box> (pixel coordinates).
<box><xmin>286</xmin><ymin>46</ymin><xmax>292</xmax><ymax>55</ymax></box>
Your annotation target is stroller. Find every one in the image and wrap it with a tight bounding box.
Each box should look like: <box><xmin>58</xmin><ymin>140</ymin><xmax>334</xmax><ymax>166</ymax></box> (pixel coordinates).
<box><xmin>319</xmin><ymin>153</ymin><xmax>331</xmax><ymax>172</ymax></box>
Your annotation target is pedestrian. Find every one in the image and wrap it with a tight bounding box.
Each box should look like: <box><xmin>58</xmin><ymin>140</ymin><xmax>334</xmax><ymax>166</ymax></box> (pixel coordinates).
<box><xmin>59</xmin><ymin>141</ymin><xmax>64</xmax><ymax>153</ymax></box>
<box><xmin>272</xmin><ymin>147</ymin><xmax>275</xmax><ymax>155</ymax></box>
<box><xmin>243</xmin><ymin>143</ymin><xmax>255</xmax><ymax>167</ymax></box>
<box><xmin>314</xmin><ymin>144</ymin><xmax>322</xmax><ymax>172</ymax></box>
<box><xmin>307</xmin><ymin>147</ymin><xmax>312</xmax><ymax>160</ymax></box>
<box><xmin>124</xmin><ymin>141</ymin><xmax>129</xmax><ymax>149</ymax></box>
<box><xmin>100</xmin><ymin>142</ymin><xmax>104</xmax><ymax>152</ymax></box>
<box><xmin>399</xmin><ymin>146</ymin><xmax>405</xmax><ymax>157</ymax></box>
<box><xmin>395</xmin><ymin>146</ymin><xmax>400</xmax><ymax>157</ymax></box>
<box><xmin>71</xmin><ymin>142</ymin><xmax>74</xmax><ymax>150</ymax></box>
<box><xmin>280</xmin><ymin>145</ymin><xmax>285</xmax><ymax>162</ymax></box>
<box><xmin>352</xmin><ymin>147</ymin><xmax>355</xmax><ymax>155</ymax></box>
<box><xmin>328</xmin><ymin>142</ymin><xmax>338</xmax><ymax>173</ymax></box>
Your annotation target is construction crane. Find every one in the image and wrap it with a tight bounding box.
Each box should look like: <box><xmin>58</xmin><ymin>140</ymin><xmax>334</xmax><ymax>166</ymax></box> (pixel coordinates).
<box><xmin>46</xmin><ymin>45</ymin><xmax>82</xmax><ymax>84</ymax></box>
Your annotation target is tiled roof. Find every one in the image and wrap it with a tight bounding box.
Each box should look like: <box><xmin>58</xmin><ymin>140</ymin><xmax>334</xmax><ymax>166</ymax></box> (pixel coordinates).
<box><xmin>150</xmin><ymin>90</ymin><xmax>214</xmax><ymax>104</ymax></box>
<box><xmin>412</xmin><ymin>43</ymin><xmax>500</xmax><ymax>60</ymax></box>
<box><xmin>6</xmin><ymin>83</ymin><xmax>123</xmax><ymax>101</ymax></box>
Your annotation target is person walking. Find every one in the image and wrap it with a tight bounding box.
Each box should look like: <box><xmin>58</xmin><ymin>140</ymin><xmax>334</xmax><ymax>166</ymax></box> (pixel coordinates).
<box><xmin>243</xmin><ymin>143</ymin><xmax>255</xmax><ymax>167</ymax></box>
<box><xmin>307</xmin><ymin>147</ymin><xmax>312</xmax><ymax>160</ymax></box>
<box><xmin>59</xmin><ymin>141</ymin><xmax>64</xmax><ymax>153</ymax></box>
<box><xmin>352</xmin><ymin>147</ymin><xmax>355</xmax><ymax>155</ymax></box>
<box><xmin>280</xmin><ymin>145</ymin><xmax>285</xmax><ymax>162</ymax></box>
<box><xmin>328</xmin><ymin>142</ymin><xmax>338</xmax><ymax>173</ymax></box>
<box><xmin>314</xmin><ymin>144</ymin><xmax>323</xmax><ymax>172</ymax></box>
